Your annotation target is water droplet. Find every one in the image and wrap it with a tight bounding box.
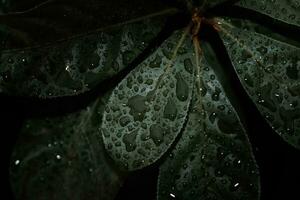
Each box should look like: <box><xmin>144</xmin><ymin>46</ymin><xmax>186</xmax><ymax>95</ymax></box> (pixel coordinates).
<box><xmin>119</xmin><ymin>116</ymin><xmax>131</xmax><ymax>127</ymax></box>
<box><xmin>14</xmin><ymin>160</ymin><xmax>20</xmax><ymax>166</ymax></box>
<box><xmin>209</xmin><ymin>112</ymin><xmax>217</xmax><ymax>124</ymax></box>
<box><xmin>230</xmin><ymin>182</ymin><xmax>240</xmax><ymax>191</ymax></box>
<box><xmin>184</xmin><ymin>58</ymin><xmax>193</xmax><ymax>74</ymax></box>
<box><xmin>150</xmin><ymin>124</ymin><xmax>164</xmax><ymax>146</ymax></box>
<box><xmin>122</xmin><ymin>129</ymin><xmax>138</xmax><ymax>152</ymax></box>
<box><xmin>175</xmin><ymin>73</ymin><xmax>189</xmax><ymax>101</ymax></box>
<box><xmin>170</xmin><ymin>193</ymin><xmax>176</xmax><ymax>198</ymax></box>
<box><xmin>164</xmin><ymin>99</ymin><xmax>177</xmax><ymax>121</ymax></box>
<box><xmin>127</xmin><ymin>95</ymin><xmax>147</xmax><ymax>121</ymax></box>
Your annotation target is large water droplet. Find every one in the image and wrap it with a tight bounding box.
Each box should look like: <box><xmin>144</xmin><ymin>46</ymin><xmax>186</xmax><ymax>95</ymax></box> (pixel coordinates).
<box><xmin>122</xmin><ymin>129</ymin><xmax>138</xmax><ymax>152</ymax></box>
<box><xmin>150</xmin><ymin>124</ymin><xmax>164</xmax><ymax>146</ymax></box>
<box><xmin>127</xmin><ymin>95</ymin><xmax>147</xmax><ymax>121</ymax></box>
<box><xmin>184</xmin><ymin>58</ymin><xmax>193</xmax><ymax>74</ymax></box>
<box><xmin>175</xmin><ymin>73</ymin><xmax>189</xmax><ymax>101</ymax></box>
<box><xmin>164</xmin><ymin>99</ymin><xmax>177</xmax><ymax>121</ymax></box>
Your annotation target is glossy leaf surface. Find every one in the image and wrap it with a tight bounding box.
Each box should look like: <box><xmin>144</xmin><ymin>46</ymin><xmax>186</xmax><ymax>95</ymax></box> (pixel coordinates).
<box><xmin>218</xmin><ymin>17</ymin><xmax>300</xmax><ymax>149</ymax></box>
<box><xmin>158</xmin><ymin>53</ymin><xmax>259</xmax><ymax>200</ymax></box>
<box><xmin>0</xmin><ymin>17</ymin><xmax>166</xmax><ymax>97</ymax></box>
<box><xmin>101</xmin><ymin>30</ymin><xmax>195</xmax><ymax>170</ymax></box>
<box><xmin>236</xmin><ymin>0</ymin><xmax>300</xmax><ymax>27</ymax></box>
<box><xmin>3</xmin><ymin>0</ymin><xmax>299</xmax><ymax>199</ymax></box>
<box><xmin>0</xmin><ymin>0</ymin><xmax>173</xmax><ymax>49</ymax></box>
<box><xmin>10</xmin><ymin>92</ymin><xmax>125</xmax><ymax>200</ymax></box>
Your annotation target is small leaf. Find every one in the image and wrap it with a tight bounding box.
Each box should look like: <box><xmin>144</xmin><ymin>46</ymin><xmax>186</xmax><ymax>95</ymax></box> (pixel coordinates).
<box><xmin>10</xmin><ymin>92</ymin><xmax>125</xmax><ymax>200</ymax></box>
<box><xmin>101</xmin><ymin>30</ymin><xmax>195</xmax><ymax>170</ymax></box>
<box><xmin>158</xmin><ymin>55</ymin><xmax>260</xmax><ymax>200</ymax></box>
<box><xmin>219</xmin><ymin>17</ymin><xmax>300</xmax><ymax>149</ymax></box>
<box><xmin>0</xmin><ymin>17</ymin><xmax>167</xmax><ymax>97</ymax></box>
<box><xmin>236</xmin><ymin>0</ymin><xmax>300</xmax><ymax>27</ymax></box>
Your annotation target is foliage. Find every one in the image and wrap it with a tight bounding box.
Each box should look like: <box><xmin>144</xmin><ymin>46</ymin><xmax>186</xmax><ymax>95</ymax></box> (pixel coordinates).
<box><xmin>1</xmin><ymin>0</ymin><xmax>299</xmax><ymax>199</ymax></box>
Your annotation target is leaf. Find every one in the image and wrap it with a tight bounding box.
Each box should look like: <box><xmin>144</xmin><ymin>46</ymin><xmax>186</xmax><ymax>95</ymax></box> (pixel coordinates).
<box><xmin>101</xmin><ymin>30</ymin><xmax>195</xmax><ymax>170</ymax></box>
<box><xmin>176</xmin><ymin>0</ymin><xmax>235</xmax><ymax>10</ymax></box>
<box><xmin>236</xmin><ymin>0</ymin><xmax>300</xmax><ymax>27</ymax></box>
<box><xmin>0</xmin><ymin>16</ymin><xmax>169</xmax><ymax>97</ymax></box>
<box><xmin>218</xmin><ymin>17</ymin><xmax>300</xmax><ymax>149</ymax></box>
<box><xmin>0</xmin><ymin>0</ymin><xmax>174</xmax><ymax>49</ymax></box>
<box><xmin>158</xmin><ymin>54</ymin><xmax>260</xmax><ymax>200</ymax></box>
<box><xmin>10</xmin><ymin>92</ymin><xmax>126</xmax><ymax>200</ymax></box>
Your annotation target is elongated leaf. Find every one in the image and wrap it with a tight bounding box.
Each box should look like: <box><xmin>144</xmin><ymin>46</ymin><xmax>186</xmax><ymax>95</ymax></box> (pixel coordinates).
<box><xmin>236</xmin><ymin>0</ymin><xmax>300</xmax><ymax>27</ymax></box>
<box><xmin>218</xmin><ymin>17</ymin><xmax>300</xmax><ymax>149</ymax></box>
<box><xmin>10</xmin><ymin>92</ymin><xmax>125</xmax><ymax>200</ymax></box>
<box><xmin>0</xmin><ymin>0</ymin><xmax>173</xmax><ymax>49</ymax></box>
<box><xmin>0</xmin><ymin>17</ymin><xmax>167</xmax><ymax>97</ymax></box>
<box><xmin>101</xmin><ymin>30</ymin><xmax>195</xmax><ymax>170</ymax></box>
<box><xmin>158</xmin><ymin>54</ymin><xmax>259</xmax><ymax>200</ymax></box>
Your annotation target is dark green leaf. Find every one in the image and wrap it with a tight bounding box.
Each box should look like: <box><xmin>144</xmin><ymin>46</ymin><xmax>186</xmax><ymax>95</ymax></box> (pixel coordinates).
<box><xmin>101</xmin><ymin>30</ymin><xmax>195</xmax><ymax>170</ymax></box>
<box><xmin>236</xmin><ymin>0</ymin><xmax>300</xmax><ymax>27</ymax></box>
<box><xmin>10</xmin><ymin>92</ymin><xmax>126</xmax><ymax>200</ymax></box>
<box><xmin>0</xmin><ymin>0</ymin><xmax>174</xmax><ymax>48</ymax></box>
<box><xmin>0</xmin><ymin>17</ymin><xmax>168</xmax><ymax>97</ymax></box>
<box><xmin>158</xmin><ymin>55</ymin><xmax>259</xmax><ymax>200</ymax></box>
<box><xmin>218</xmin><ymin>17</ymin><xmax>300</xmax><ymax>149</ymax></box>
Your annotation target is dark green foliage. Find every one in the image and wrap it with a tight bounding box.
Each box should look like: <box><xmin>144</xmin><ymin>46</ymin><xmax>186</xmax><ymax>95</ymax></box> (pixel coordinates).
<box><xmin>1</xmin><ymin>0</ymin><xmax>299</xmax><ymax>200</ymax></box>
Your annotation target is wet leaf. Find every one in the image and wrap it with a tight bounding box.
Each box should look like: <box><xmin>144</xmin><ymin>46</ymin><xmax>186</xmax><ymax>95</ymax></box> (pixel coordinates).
<box><xmin>0</xmin><ymin>17</ymin><xmax>167</xmax><ymax>97</ymax></box>
<box><xmin>3</xmin><ymin>0</ymin><xmax>300</xmax><ymax>199</ymax></box>
<box><xmin>101</xmin><ymin>30</ymin><xmax>195</xmax><ymax>170</ymax></box>
<box><xmin>218</xmin><ymin>17</ymin><xmax>300</xmax><ymax>149</ymax></box>
<box><xmin>10</xmin><ymin>92</ymin><xmax>126</xmax><ymax>200</ymax></box>
<box><xmin>158</xmin><ymin>54</ymin><xmax>259</xmax><ymax>200</ymax></box>
<box><xmin>0</xmin><ymin>0</ymin><xmax>174</xmax><ymax>49</ymax></box>
<box><xmin>236</xmin><ymin>0</ymin><xmax>300</xmax><ymax>27</ymax></box>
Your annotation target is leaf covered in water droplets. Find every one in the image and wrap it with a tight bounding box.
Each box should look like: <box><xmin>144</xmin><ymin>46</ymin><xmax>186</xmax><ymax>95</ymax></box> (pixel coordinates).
<box><xmin>218</xmin><ymin>17</ymin><xmax>300</xmax><ymax>149</ymax></box>
<box><xmin>0</xmin><ymin>0</ymin><xmax>175</xmax><ymax>97</ymax></box>
<box><xmin>0</xmin><ymin>17</ymin><xmax>166</xmax><ymax>97</ymax></box>
<box><xmin>236</xmin><ymin>0</ymin><xmax>300</xmax><ymax>27</ymax></box>
<box><xmin>158</xmin><ymin>54</ymin><xmax>260</xmax><ymax>200</ymax></box>
<box><xmin>101</xmin><ymin>31</ymin><xmax>195</xmax><ymax>170</ymax></box>
<box><xmin>10</xmin><ymin>92</ymin><xmax>126</xmax><ymax>200</ymax></box>
<box><xmin>3</xmin><ymin>0</ymin><xmax>300</xmax><ymax>199</ymax></box>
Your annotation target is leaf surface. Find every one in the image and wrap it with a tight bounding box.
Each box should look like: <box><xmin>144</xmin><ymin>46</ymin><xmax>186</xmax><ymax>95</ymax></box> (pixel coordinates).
<box><xmin>158</xmin><ymin>53</ymin><xmax>260</xmax><ymax>200</ymax></box>
<box><xmin>236</xmin><ymin>0</ymin><xmax>300</xmax><ymax>27</ymax></box>
<box><xmin>101</xmin><ymin>30</ymin><xmax>195</xmax><ymax>170</ymax></box>
<box><xmin>0</xmin><ymin>17</ymin><xmax>167</xmax><ymax>97</ymax></box>
<box><xmin>218</xmin><ymin>17</ymin><xmax>300</xmax><ymax>149</ymax></box>
<box><xmin>10</xmin><ymin>92</ymin><xmax>125</xmax><ymax>200</ymax></box>
<box><xmin>0</xmin><ymin>0</ymin><xmax>174</xmax><ymax>49</ymax></box>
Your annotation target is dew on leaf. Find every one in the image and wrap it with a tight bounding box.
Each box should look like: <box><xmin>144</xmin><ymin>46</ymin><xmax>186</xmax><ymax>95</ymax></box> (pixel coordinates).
<box><xmin>175</xmin><ymin>72</ymin><xmax>189</xmax><ymax>101</ymax></box>
<box><xmin>150</xmin><ymin>124</ymin><xmax>164</xmax><ymax>146</ymax></box>
<box><xmin>122</xmin><ymin>129</ymin><xmax>138</xmax><ymax>152</ymax></box>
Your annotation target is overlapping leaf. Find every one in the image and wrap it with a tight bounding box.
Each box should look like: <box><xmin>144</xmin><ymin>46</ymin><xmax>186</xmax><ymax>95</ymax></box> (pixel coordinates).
<box><xmin>3</xmin><ymin>0</ymin><xmax>300</xmax><ymax>200</ymax></box>
<box><xmin>10</xmin><ymin>92</ymin><xmax>126</xmax><ymax>200</ymax></box>
<box><xmin>236</xmin><ymin>0</ymin><xmax>300</xmax><ymax>27</ymax></box>
<box><xmin>0</xmin><ymin>0</ymin><xmax>174</xmax><ymax>49</ymax></box>
<box><xmin>0</xmin><ymin>17</ymin><xmax>166</xmax><ymax>97</ymax></box>
<box><xmin>101</xmin><ymin>30</ymin><xmax>195</xmax><ymax>170</ymax></box>
<box><xmin>158</xmin><ymin>51</ymin><xmax>259</xmax><ymax>200</ymax></box>
<box><xmin>218</xmin><ymin>17</ymin><xmax>300</xmax><ymax>149</ymax></box>
<box><xmin>0</xmin><ymin>0</ymin><xmax>177</xmax><ymax>97</ymax></box>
